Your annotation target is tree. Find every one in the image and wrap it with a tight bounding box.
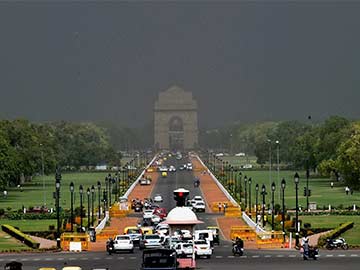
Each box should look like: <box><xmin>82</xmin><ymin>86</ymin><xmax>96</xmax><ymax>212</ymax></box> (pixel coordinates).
<box><xmin>336</xmin><ymin>122</ymin><xmax>360</xmax><ymax>189</ymax></box>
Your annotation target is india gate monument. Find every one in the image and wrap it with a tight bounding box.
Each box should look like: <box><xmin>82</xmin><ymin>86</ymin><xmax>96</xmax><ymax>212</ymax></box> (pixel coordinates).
<box><xmin>154</xmin><ymin>86</ymin><xmax>198</xmax><ymax>150</ymax></box>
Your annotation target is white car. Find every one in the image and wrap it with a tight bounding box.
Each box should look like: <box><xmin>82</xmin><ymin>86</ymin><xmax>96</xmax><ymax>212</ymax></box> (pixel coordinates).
<box><xmin>159</xmin><ymin>166</ymin><xmax>168</xmax><ymax>172</ymax></box>
<box><xmin>193</xmin><ymin>201</ymin><xmax>206</xmax><ymax>212</ymax></box>
<box><xmin>113</xmin><ymin>235</ymin><xmax>134</xmax><ymax>253</ymax></box>
<box><xmin>140</xmin><ymin>178</ymin><xmax>151</xmax><ymax>185</ymax></box>
<box><xmin>174</xmin><ymin>242</ymin><xmax>194</xmax><ymax>258</ymax></box>
<box><xmin>186</xmin><ymin>163</ymin><xmax>193</xmax><ymax>170</ymax></box>
<box><xmin>151</xmin><ymin>214</ymin><xmax>161</xmax><ymax>224</ymax></box>
<box><xmin>153</xmin><ymin>194</ymin><xmax>163</xmax><ymax>203</ymax></box>
<box><xmin>143</xmin><ymin>209</ymin><xmax>154</xmax><ymax>219</ymax></box>
<box><xmin>139</xmin><ymin>234</ymin><xmax>162</xmax><ymax>249</ymax></box>
<box><xmin>194</xmin><ymin>240</ymin><xmax>212</xmax><ymax>258</ymax></box>
<box><xmin>191</xmin><ymin>196</ymin><xmax>204</xmax><ymax>206</ymax></box>
<box><xmin>168</xmin><ymin>165</ymin><xmax>176</xmax><ymax>172</ymax></box>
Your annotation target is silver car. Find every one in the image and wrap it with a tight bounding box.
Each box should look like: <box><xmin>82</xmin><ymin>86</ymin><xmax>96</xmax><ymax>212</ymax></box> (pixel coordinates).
<box><xmin>139</xmin><ymin>234</ymin><xmax>162</xmax><ymax>249</ymax></box>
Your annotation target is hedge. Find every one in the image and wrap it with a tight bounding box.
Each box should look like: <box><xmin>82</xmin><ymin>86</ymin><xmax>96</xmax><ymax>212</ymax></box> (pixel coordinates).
<box><xmin>1</xmin><ymin>224</ymin><xmax>40</xmax><ymax>249</ymax></box>
<box><xmin>318</xmin><ymin>222</ymin><xmax>354</xmax><ymax>247</ymax></box>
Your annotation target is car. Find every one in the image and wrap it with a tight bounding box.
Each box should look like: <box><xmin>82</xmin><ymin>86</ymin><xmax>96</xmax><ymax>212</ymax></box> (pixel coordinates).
<box><xmin>159</xmin><ymin>166</ymin><xmax>168</xmax><ymax>172</ymax></box>
<box><xmin>139</xmin><ymin>234</ymin><xmax>162</xmax><ymax>249</ymax></box>
<box><xmin>143</xmin><ymin>209</ymin><xmax>155</xmax><ymax>219</ymax></box>
<box><xmin>194</xmin><ymin>239</ymin><xmax>212</xmax><ymax>258</ymax></box>
<box><xmin>163</xmin><ymin>236</ymin><xmax>183</xmax><ymax>249</ymax></box>
<box><xmin>151</xmin><ymin>214</ymin><xmax>161</xmax><ymax>224</ymax></box>
<box><xmin>113</xmin><ymin>235</ymin><xmax>134</xmax><ymax>253</ymax></box>
<box><xmin>235</xmin><ymin>152</ymin><xmax>246</xmax><ymax>157</ymax></box>
<box><xmin>178</xmin><ymin>164</ymin><xmax>186</xmax><ymax>170</ymax></box>
<box><xmin>215</xmin><ymin>153</ymin><xmax>224</xmax><ymax>157</ymax></box>
<box><xmin>242</xmin><ymin>164</ymin><xmax>253</xmax><ymax>169</ymax></box>
<box><xmin>141</xmin><ymin>248</ymin><xmax>177</xmax><ymax>270</ymax></box>
<box><xmin>186</xmin><ymin>163</ymin><xmax>193</xmax><ymax>170</ymax></box>
<box><xmin>168</xmin><ymin>165</ymin><xmax>176</xmax><ymax>172</ymax></box>
<box><xmin>194</xmin><ymin>230</ymin><xmax>214</xmax><ymax>248</ymax></box>
<box><xmin>140</xmin><ymin>177</ymin><xmax>151</xmax><ymax>185</ymax></box>
<box><xmin>124</xmin><ymin>226</ymin><xmax>142</xmax><ymax>245</ymax></box>
<box><xmin>191</xmin><ymin>196</ymin><xmax>204</xmax><ymax>206</ymax></box>
<box><xmin>174</xmin><ymin>242</ymin><xmax>194</xmax><ymax>258</ymax></box>
<box><xmin>153</xmin><ymin>194</ymin><xmax>163</xmax><ymax>203</ymax></box>
<box><xmin>153</xmin><ymin>207</ymin><xmax>167</xmax><ymax>219</ymax></box>
<box><xmin>193</xmin><ymin>201</ymin><xmax>206</xmax><ymax>212</ymax></box>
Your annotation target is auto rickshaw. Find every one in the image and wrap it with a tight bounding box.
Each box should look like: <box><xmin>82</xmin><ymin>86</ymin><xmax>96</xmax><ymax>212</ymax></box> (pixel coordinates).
<box><xmin>161</xmin><ymin>171</ymin><xmax>168</xmax><ymax>177</ymax></box>
<box><xmin>207</xmin><ymin>226</ymin><xmax>220</xmax><ymax>245</ymax></box>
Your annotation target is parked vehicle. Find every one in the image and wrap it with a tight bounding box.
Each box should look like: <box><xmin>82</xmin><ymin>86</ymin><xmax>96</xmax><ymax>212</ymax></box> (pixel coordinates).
<box><xmin>325</xmin><ymin>237</ymin><xmax>349</xmax><ymax>250</ymax></box>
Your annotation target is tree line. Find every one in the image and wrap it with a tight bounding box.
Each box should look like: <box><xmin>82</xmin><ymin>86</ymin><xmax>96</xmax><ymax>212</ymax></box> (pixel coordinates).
<box><xmin>200</xmin><ymin>116</ymin><xmax>360</xmax><ymax>189</ymax></box>
<box><xmin>0</xmin><ymin>119</ymin><xmax>125</xmax><ymax>189</ymax></box>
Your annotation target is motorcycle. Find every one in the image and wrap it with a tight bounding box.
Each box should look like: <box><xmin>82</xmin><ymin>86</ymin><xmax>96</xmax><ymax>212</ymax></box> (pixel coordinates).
<box><xmin>106</xmin><ymin>239</ymin><xmax>114</xmax><ymax>255</ymax></box>
<box><xmin>302</xmin><ymin>245</ymin><xmax>319</xmax><ymax>260</ymax></box>
<box><xmin>325</xmin><ymin>238</ymin><xmax>349</xmax><ymax>250</ymax></box>
<box><xmin>232</xmin><ymin>243</ymin><xmax>244</xmax><ymax>256</ymax></box>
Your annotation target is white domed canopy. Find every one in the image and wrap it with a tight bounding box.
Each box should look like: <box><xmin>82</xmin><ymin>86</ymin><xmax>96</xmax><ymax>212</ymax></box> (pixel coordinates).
<box><xmin>164</xmin><ymin>207</ymin><xmax>203</xmax><ymax>225</ymax></box>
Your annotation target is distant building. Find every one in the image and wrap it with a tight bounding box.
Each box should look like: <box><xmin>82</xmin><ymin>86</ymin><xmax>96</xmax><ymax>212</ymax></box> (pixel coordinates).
<box><xmin>95</xmin><ymin>163</ymin><xmax>107</xmax><ymax>171</ymax></box>
<box><xmin>154</xmin><ymin>85</ymin><xmax>198</xmax><ymax>150</ymax></box>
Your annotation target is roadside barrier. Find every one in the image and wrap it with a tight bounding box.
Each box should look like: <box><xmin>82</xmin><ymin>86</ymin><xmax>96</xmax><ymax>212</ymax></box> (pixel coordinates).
<box><xmin>211</xmin><ymin>201</ymin><xmax>237</xmax><ymax>212</ymax></box>
<box><xmin>230</xmin><ymin>226</ymin><xmax>257</xmax><ymax>240</ymax></box>
<box><xmin>256</xmin><ymin>232</ymin><xmax>284</xmax><ymax>249</ymax></box>
<box><xmin>60</xmin><ymin>232</ymin><xmax>90</xmax><ymax>251</ymax></box>
<box><xmin>109</xmin><ymin>208</ymin><xmax>130</xmax><ymax>218</ymax></box>
<box><xmin>96</xmin><ymin>229</ymin><xmax>118</xmax><ymax>240</ymax></box>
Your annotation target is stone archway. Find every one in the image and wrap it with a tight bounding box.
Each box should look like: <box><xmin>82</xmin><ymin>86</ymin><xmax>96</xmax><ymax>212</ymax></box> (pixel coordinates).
<box><xmin>168</xmin><ymin>116</ymin><xmax>184</xmax><ymax>151</ymax></box>
<box><xmin>154</xmin><ymin>85</ymin><xmax>198</xmax><ymax>150</ymax></box>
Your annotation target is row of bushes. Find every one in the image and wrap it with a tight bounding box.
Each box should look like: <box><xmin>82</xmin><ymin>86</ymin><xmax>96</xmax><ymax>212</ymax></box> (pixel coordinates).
<box><xmin>299</xmin><ymin>211</ymin><xmax>360</xmax><ymax>216</ymax></box>
<box><xmin>3</xmin><ymin>212</ymin><xmax>59</xmax><ymax>220</ymax></box>
<box><xmin>318</xmin><ymin>222</ymin><xmax>354</xmax><ymax>247</ymax></box>
<box><xmin>1</xmin><ymin>224</ymin><xmax>40</xmax><ymax>249</ymax></box>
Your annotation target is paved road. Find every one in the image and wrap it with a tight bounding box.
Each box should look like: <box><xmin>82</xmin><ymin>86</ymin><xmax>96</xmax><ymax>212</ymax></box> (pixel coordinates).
<box><xmin>2</xmin><ymin>156</ymin><xmax>360</xmax><ymax>269</ymax></box>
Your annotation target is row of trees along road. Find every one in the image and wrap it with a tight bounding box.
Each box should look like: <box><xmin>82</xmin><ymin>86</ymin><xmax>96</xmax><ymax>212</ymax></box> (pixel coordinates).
<box><xmin>0</xmin><ymin>119</ymin><xmax>124</xmax><ymax>189</ymax></box>
<box><xmin>199</xmin><ymin>116</ymin><xmax>360</xmax><ymax>190</ymax></box>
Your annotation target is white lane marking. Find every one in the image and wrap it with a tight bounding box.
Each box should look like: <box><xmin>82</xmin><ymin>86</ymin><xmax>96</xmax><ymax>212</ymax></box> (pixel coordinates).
<box><xmin>0</xmin><ymin>259</ymin><xmax>4</xmax><ymax>262</ymax></box>
<box><xmin>252</xmin><ymin>255</ymin><xmax>260</xmax><ymax>258</ymax></box>
<box><xmin>264</xmin><ymin>255</ymin><xmax>271</xmax><ymax>258</ymax></box>
<box><xmin>20</xmin><ymin>259</ymin><xmax>28</xmax><ymax>261</ymax></box>
<box><xmin>130</xmin><ymin>257</ymin><xmax>137</xmax><ymax>259</ymax></box>
<box><xmin>105</xmin><ymin>257</ymin><xmax>113</xmax><ymax>260</ymax></box>
<box><xmin>223</xmin><ymin>245</ymin><xmax>229</xmax><ymax>248</ymax></box>
<box><xmin>350</xmin><ymin>254</ymin><xmax>359</xmax><ymax>257</ymax></box>
<box><xmin>338</xmin><ymin>254</ymin><xmax>346</xmax><ymax>257</ymax></box>
<box><xmin>80</xmin><ymin>257</ymin><xmax>89</xmax><ymax>260</ymax></box>
<box><xmin>227</xmin><ymin>256</ymin><xmax>235</xmax><ymax>258</ymax></box>
<box><xmin>57</xmin><ymin>258</ymin><xmax>64</xmax><ymax>261</ymax></box>
<box><xmin>241</xmin><ymin>255</ymin><xmax>247</xmax><ymax>258</ymax></box>
<box><xmin>289</xmin><ymin>255</ymin><xmax>296</xmax><ymax>257</ymax></box>
<box><xmin>326</xmin><ymin>254</ymin><xmax>333</xmax><ymax>257</ymax></box>
<box><xmin>276</xmin><ymin>255</ymin><xmax>284</xmax><ymax>257</ymax></box>
<box><xmin>215</xmin><ymin>256</ymin><xmax>223</xmax><ymax>258</ymax></box>
<box><xmin>69</xmin><ymin>258</ymin><xmax>77</xmax><ymax>260</ymax></box>
<box><xmin>33</xmin><ymin>258</ymin><xmax>40</xmax><ymax>261</ymax></box>
<box><xmin>118</xmin><ymin>257</ymin><xmax>125</xmax><ymax>259</ymax></box>
<box><xmin>44</xmin><ymin>258</ymin><xmax>52</xmax><ymax>261</ymax></box>
<box><xmin>93</xmin><ymin>257</ymin><xmax>101</xmax><ymax>260</ymax></box>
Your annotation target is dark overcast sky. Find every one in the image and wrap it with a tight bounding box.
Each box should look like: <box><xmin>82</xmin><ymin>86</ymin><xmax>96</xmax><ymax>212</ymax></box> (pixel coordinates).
<box><xmin>0</xmin><ymin>1</ymin><xmax>359</xmax><ymax>128</ymax></box>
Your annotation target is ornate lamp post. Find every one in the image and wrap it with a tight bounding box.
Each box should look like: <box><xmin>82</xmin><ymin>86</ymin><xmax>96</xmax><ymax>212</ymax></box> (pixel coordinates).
<box><xmin>79</xmin><ymin>185</ymin><xmax>84</xmax><ymax>231</ymax></box>
<box><xmin>244</xmin><ymin>176</ymin><xmax>248</xmax><ymax>210</ymax></box>
<box><xmin>294</xmin><ymin>172</ymin><xmax>300</xmax><ymax>247</ymax></box>
<box><xmin>55</xmin><ymin>169</ymin><xmax>61</xmax><ymax>248</ymax></box>
<box><xmin>261</xmin><ymin>184</ymin><xmax>266</xmax><ymax>227</ymax></box>
<box><xmin>87</xmin><ymin>187</ymin><xmax>90</xmax><ymax>230</ymax></box>
<box><xmin>97</xmin><ymin>181</ymin><xmax>101</xmax><ymax>221</ymax></box>
<box><xmin>255</xmin><ymin>183</ymin><xmax>259</xmax><ymax>222</ymax></box>
<box><xmin>239</xmin><ymin>172</ymin><xmax>242</xmax><ymax>203</ymax></box>
<box><xmin>248</xmin><ymin>177</ymin><xmax>252</xmax><ymax>217</ymax></box>
<box><xmin>103</xmin><ymin>189</ymin><xmax>107</xmax><ymax>218</ymax></box>
<box><xmin>91</xmin><ymin>185</ymin><xmax>95</xmax><ymax>226</ymax></box>
<box><xmin>271</xmin><ymin>182</ymin><xmax>276</xmax><ymax>232</ymax></box>
<box><xmin>69</xmin><ymin>182</ymin><xmax>74</xmax><ymax>232</ymax></box>
<box><xmin>281</xmin><ymin>178</ymin><xmax>286</xmax><ymax>243</ymax></box>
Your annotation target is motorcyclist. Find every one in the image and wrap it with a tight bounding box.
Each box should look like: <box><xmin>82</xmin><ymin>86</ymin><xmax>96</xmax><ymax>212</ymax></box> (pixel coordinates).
<box><xmin>234</xmin><ymin>237</ymin><xmax>244</xmax><ymax>252</ymax></box>
<box><xmin>107</xmin><ymin>237</ymin><xmax>115</xmax><ymax>255</ymax></box>
<box><xmin>301</xmin><ymin>235</ymin><xmax>310</xmax><ymax>259</ymax></box>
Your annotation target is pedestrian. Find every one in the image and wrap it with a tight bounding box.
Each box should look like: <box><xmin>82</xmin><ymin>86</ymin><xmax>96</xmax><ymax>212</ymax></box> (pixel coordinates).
<box><xmin>330</xmin><ymin>182</ymin><xmax>334</xmax><ymax>188</ymax></box>
<box><xmin>345</xmin><ymin>186</ymin><xmax>350</xmax><ymax>195</ymax></box>
<box><xmin>223</xmin><ymin>203</ymin><xmax>227</xmax><ymax>213</ymax></box>
<box><xmin>218</xmin><ymin>202</ymin><xmax>222</xmax><ymax>213</ymax></box>
<box><xmin>350</xmin><ymin>188</ymin><xmax>354</xmax><ymax>195</ymax></box>
<box><xmin>3</xmin><ymin>190</ymin><xmax>7</xmax><ymax>198</ymax></box>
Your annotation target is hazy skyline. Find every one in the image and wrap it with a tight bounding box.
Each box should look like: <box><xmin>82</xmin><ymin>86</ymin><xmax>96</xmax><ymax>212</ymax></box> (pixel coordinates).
<box><xmin>0</xmin><ymin>1</ymin><xmax>360</xmax><ymax>128</ymax></box>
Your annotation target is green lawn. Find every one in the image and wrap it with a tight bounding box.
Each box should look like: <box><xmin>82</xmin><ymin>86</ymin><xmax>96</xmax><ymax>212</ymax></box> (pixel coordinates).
<box><xmin>299</xmin><ymin>215</ymin><xmax>360</xmax><ymax>246</ymax></box>
<box><xmin>0</xmin><ymin>231</ymin><xmax>30</xmax><ymax>251</ymax></box>
<box><xmin>0</xmin><ymin>219</ymin><xmax>56</xmax><ymax>232</ymax></box>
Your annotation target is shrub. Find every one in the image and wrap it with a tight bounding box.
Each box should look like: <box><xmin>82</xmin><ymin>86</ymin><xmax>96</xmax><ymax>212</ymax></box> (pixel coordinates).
<box><xmin>318</xmin><ymin>222</ymin><xmax>354</xmax><ymax>247</ymax></box>
<box><xmin>0</xmin><ymin>208</ymin><xmax>5</xmax><ymax>216</ymax></box>
<box><xmin>1</xmin><ymin>224</ymin><xmax>40</xmax><ymax>249</ymax></box>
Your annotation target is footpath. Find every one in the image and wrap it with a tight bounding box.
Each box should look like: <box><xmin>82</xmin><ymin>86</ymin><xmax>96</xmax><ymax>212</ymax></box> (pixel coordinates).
<box><xmin>190</xmin><ymin>157</ymin><xmax>258</xmax><ymax>249</ymax></box>
<box><xmin>89</xmin><ymin>171</ymin><xmax>159</xmax><ymax>251</ymax></box>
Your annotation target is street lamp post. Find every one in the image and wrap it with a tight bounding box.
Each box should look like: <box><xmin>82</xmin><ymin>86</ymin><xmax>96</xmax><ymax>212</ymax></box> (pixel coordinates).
<box><xmin>40</xmin><ymin>143</ymin><xmax>45</xmax><ymax>207</ymax></box>
<box><xmin>103</xmin><ymin>189</ymin><xmax>107</xmax><ymax>218</ymax></box>
<box><xmin>55</xmin><ymin>169</ymin><xmax>61</xmax><ymax>248</ymax></box>
<box><xmin>268</xmin><ymin>139</ymin><xmax>272</xmax><ymax>187</ymax></box>
<box><xmin>294</xmin><ymin>172</ymin><xmax>300</xmax><ymax>247</ymax></box>
<box><xmin>306</xmin><ymin>160</ymin><xmax>310</xmax><ymax>211</ymax></box>
<box><xmin>238</xmin><ymin>172</ymin><xmax>242</xmax><ymax>203</ymax></box>
<box><xmin>244</xmin><ymin>176</ymin><xmax>248</xmax><ymax>210</ymax></box>
<box><xmin>281</xmin><ymin>178</ymin><xmax>286</xmax><ymax>243</ymax></box>
<box><xmin>248</xmin><ymin>177</ymin><xmax>252</xmax><ymax>217</ymax></box>
<box><xmin>79</xmin><ymin>185</ymin><xmax>84</xmax><ymax>231</ymax></box>
<box><xmin>261</xmin><ymin>184</ymin><xmax>266</xmax><ymax>227</ymax></box>
<box><xmin>255</xmin><ymin>184</ymin><xmax>259</xmax><ymax>222</ymax></box>
<box><xmin>87</xmin><ymin>188</ymin><xmax>90</xmax><ymax>230</ymax></box>
<box><xmin>271</xmin><ymin>182</ymin><xmax>276</xmax><ymax>232</ymax></box>
<box><xmin>276</xmin><ymin>140</ymin><xmax>280</xmax><ymax>201</ymax></box>
<box><xmin>91</xmin><ymin>185</ymin><xmax>95</xmax><ymax>226</ymax></box>
<box><xmin>97</xmin><ymin>181</ymin><xmax>101</xmax><ymax>221</ymax></box>
<box><xmin>69</xmin><ymin>182</ymin><xmax>74</xmax><ymax>232</ymax></box>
